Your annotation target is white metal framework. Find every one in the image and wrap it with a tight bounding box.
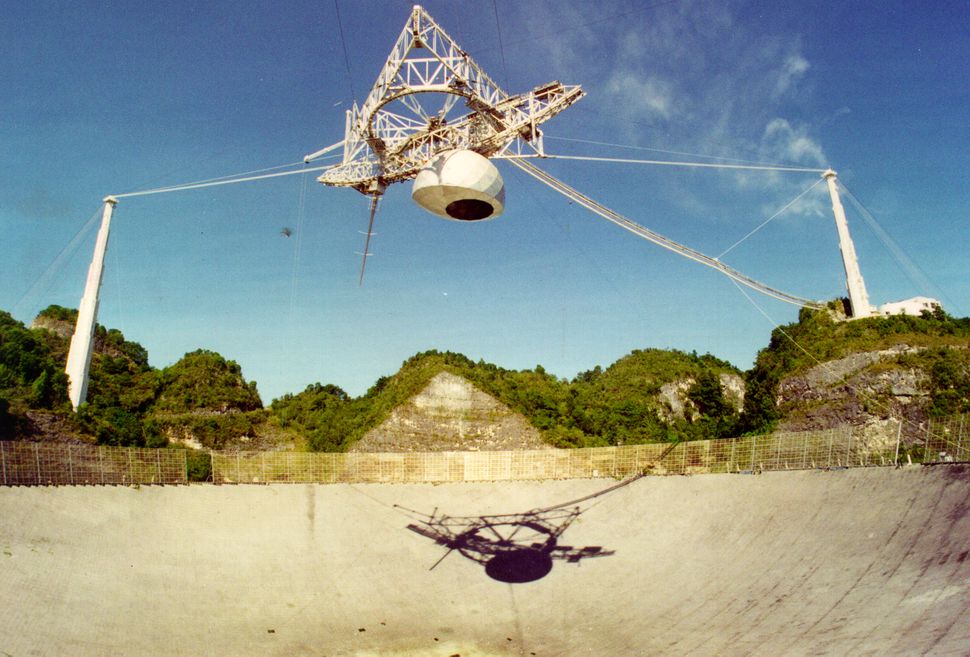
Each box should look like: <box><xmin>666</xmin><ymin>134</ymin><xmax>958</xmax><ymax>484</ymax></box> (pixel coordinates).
<box><xmin>61</xmin><ymin>5</ymin><xmax>887</xmax><ymax>411</ymax></box>
<box><xmin>304</xmin><ymin>4</ymin><xmax>584</xmax><ymax>194</ymax></box>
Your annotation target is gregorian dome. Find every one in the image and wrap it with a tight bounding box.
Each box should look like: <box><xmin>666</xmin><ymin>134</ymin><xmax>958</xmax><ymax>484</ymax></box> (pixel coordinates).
<box><xmin>411</xmin><ymin>149</ymin><xmax>506</xmax><ymax>221</ymax></box>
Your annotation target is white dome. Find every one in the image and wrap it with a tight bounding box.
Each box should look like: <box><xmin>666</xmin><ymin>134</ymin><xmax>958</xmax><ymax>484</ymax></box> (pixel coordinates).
<box><xmin>411</xmin><ymin>150</ymin><xmax>505</xmax><ymax>221</ymax></box>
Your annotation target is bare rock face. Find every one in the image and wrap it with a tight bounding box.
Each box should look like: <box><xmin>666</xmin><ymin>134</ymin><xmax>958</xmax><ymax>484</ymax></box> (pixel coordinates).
<box><xmin>30</xmin><ymin>316</ymin><xmax>74</xmax><ymax>340</ymax></box>
<box><xmin>657</xmin><ymin>373</ymin><xmax>745</xmax><ymax>423</ymax></box>
<box><xmin>351</xmin><ymin>371</ymin><xmax>550</xmax><ymax>452</ymax></box>
<box><xmin>658</xmin><ymin>380</ymin><xmax>695</xmax><ymax>423</ymax></box>
<box><xmin>776</xmin><ymin>346</ymin><xmax>931</xmax><ymax>442</ymax></box>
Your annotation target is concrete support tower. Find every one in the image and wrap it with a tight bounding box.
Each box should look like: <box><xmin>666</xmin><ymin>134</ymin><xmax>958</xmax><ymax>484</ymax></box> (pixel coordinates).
<box><xmin>823</xmin><ymin>169</ymin><xmax>871</xmax><ymax>318</ymax></box>
<box><xmin>65</xmin><ymin>197</ymin><xmax>117</xmax><ymax>410</ymax></box>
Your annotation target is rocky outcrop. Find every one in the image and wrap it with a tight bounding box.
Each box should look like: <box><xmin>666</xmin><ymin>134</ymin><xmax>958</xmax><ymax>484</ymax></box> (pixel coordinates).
<box><xmin>657</xmin><ymin>373</ymin><xmax>745</xmax><ymax>423</ymax></box>
<box><xmin>351</xmin><ymin>371</ymin><xmax>550</xmax><ymax>452</ymax></box>
<box><xmin>30</xmin><ymin>316</ymin><xmax>73</xmax><ymax>340</ymax></box>
<box><xmin>776</xmin><ymin>346</ymin><xmax>932</xmax><ymax>441</ymax></box>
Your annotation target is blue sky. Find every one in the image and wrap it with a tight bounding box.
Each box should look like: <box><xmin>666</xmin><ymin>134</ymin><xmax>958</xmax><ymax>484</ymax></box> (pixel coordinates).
<box><xmin>3</xmin><ymin>0</ymin><xmax>968</xmax><ymax>401</ymax></box>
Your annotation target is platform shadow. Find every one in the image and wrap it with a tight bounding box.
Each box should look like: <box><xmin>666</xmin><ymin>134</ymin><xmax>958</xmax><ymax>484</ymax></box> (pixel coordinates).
<box><xmin>398</xmin><ymin>476</ymin><xmax>643</xmax><ymax>583</ymax></box>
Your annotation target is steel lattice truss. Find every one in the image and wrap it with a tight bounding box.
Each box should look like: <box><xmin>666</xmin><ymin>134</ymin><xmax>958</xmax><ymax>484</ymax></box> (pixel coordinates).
<box><xmin>311</xmin><ymin>4</ymin><xmax>584</xmax><ymax>194</ymax></box>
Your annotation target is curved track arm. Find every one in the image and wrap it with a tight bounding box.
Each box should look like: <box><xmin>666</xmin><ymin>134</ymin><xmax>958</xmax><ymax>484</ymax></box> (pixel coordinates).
<box><xmin>509</xmin><ymin>159</ymin><xmax>825</xmax><ymax>310</ymax></box>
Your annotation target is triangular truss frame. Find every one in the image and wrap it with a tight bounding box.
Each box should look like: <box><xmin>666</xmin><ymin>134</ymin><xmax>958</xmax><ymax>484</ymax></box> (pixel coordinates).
<box><xmin>309</xmin><ymin>4</ymin><xmax>584</xmax><ymax>195</ymax></box>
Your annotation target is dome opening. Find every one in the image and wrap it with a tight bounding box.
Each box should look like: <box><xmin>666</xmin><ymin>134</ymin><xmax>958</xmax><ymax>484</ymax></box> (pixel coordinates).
<box><xmin>446</xmin><ymin>198</ymin><xmax>494</xmax><ymax>221</ymax></box>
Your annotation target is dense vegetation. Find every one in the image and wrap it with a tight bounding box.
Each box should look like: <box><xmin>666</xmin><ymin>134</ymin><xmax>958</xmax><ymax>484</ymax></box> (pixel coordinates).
<box><xmin>271</xmin><ymin>348</ymin><xmax>742</xmax><ymax>450</ymax></box>
<box><xmin>0</xmin><ymin>310</ymin><xmax>70</xmax><ymax>438</ymax></box>
<box><xmin>1</xmin><ymin>307</ymin><xmax>263</xmax><ymax>456</ymax></box>
<box><xmin>740</xmin><ymin>304</ymin><xmax>970</xmax><ymax>432</ymax></box>
<box><xmin>4</xmin><ymin>301</ymin><xmax>968</xmax><ymax>454</ymax></box>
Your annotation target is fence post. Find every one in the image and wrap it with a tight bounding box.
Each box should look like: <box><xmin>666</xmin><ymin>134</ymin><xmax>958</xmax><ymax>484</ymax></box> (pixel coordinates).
<box><xmin>1</xmin><ymin>441</ymin><xmax>6</xmax><ymax>485</ymax></box>
<box><xmin>827</xmin><ymin>431</ymin><xmax>834</xmax><ymax>468</ymax></box>
<box><xmin>845</xmin><ymin>429</ymin><xmax>852</xmax><ymax>467</ymax></box>
<box><xmin>66</xmin><ymin>445</ymin><xmax>74</xmax><ymax>484</ymax></box>
<box><xmin>155</xmin><ymin>449</ymin><xmax>161</xmax><ymax>484</ymax></box>
<box><xmin>925</xmin><ymin>422</ymin><xmax>932</xmax><ymax>463</ymax></box>
<box><xmin>893</xmin><ymin>420</ymin><xmax>903</xmax><ymax>466</ymax></box>
<box><xmin>957</xmin><ymin>415</ymin><xmax>965</xmax><ymax>461</ymax></box>
<box><xmin>34</xmin><ymin>443</ymin><xmax>41</xmax><ymax>484</ymax></box>
<box><xmin>751</xmin><ymin>435</ymin><xmax>757</xmax><ymax>472</ymax></box>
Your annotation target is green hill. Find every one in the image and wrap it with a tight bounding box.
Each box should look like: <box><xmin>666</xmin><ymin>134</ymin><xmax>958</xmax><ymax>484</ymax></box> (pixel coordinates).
<box><xmin>2</xmin><ymin>306</ymin><xmax>266</xmax><ymax>451</ymax></box>
<box><xmin>3</xmin><ymin>301</ymin><xmax>968</xmax><ymax>454</ymax></box>
<box><xmin>742</xmin><ymin>304</ymin><xmax>970</xmax><ymax>435</ymax></box>
<box><xmin>271</xmin><ymin>348</ymin><xmax>743</xmax><ymax>450</ymax></box>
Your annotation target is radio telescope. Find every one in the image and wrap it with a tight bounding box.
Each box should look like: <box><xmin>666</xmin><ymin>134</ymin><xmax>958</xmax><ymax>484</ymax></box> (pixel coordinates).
<box><xmin>302</xmin><ymin>4</ymin><xmax>583</xmax><ymax>277</ymax></box>
<box><xmin>304</xmin><ymin>5</ymin><xmax>583</xmax><ymax>203</ymax></box>
<box><xmin>61</xmin><ymin>4</ymin><xmax>901</xmax><ymax>410</ymax></box>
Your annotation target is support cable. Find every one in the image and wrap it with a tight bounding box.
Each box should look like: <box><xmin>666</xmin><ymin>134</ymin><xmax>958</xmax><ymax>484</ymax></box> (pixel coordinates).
<box><xmin>509</xmin><ymin>158</ymin><xmax>825</xmax><ymax>309</ymax></box>
<box><xmin>288</xmin><ymin>166</ymin><xmax>310</xmax><ymax>326</ymax></box>
<box><xmin>717</xmin><ymin>177</ymin><xmax>825</xmax><ymax>259</ymax></box>
<box><xmin>546</xmin><ymin>135</ymin><xmax>801</xmax><ymax>169</ymax></box>
<box><xmin>838</xmin><ymin>181</ymin><xmax>955</xmax><ymax>312</ymax></box>
<box><xmin>113</xmin><ymin>160</ymin><xmax>337</xmax><ymax>200</ymax></box>
<box><xmin>491</xmin><ymin>0</ymin><xmax>512</xmax><ymax>91</ymax></box>
<box><xmin>537</xmin><ymin>153</ymin><xmax>827</xmax><ymax>174</ymax></box>
<box><xmin>726</xmin><ymin>276</ymin><xmax>953</xmax><ymax>446</ymax></box>
<box><xmin>333</xmin><ymin>0</ymin><xmax>357</xmax><ymax>102</ymax></box>
<box><xmin>12</xmin><ymin>207</ymin><xmax>102</xmax><ymax>317</ymax></box>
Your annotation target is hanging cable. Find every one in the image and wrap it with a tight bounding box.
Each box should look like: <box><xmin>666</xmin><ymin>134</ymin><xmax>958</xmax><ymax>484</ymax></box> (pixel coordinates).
<box><xmin>12</xmin><ymin>207</ymin><xmax>102</xmax><ymax>317</ymax></box>
<box><xmin>717</xmin><ymin>177</ymin><xmax>825</xmax><ymax>259</ymax></box>
<box><xmin>509</xmin><ymin>158</ymin><xmax>825</xmax><ymax>309</ymax></box>
<box><xmin>491</xmin><ymin>0</ymin><xmax>512</xmax><ymax>91</ymax></box>
<box><xmin>333</xmin><ymin>0</ymin><xmax>357</xmax><ymax>102</ymax></box>
<box><xmin>288</xmin><ymin>165</ymin><xmax>310</xmax><ymax>327</ymax></box>
<box><xmin>546</xmin><ymin>135</ymin><xmax>803</xmax><ymax>169</ymax></box>
<box><xmin>113</xmin><ymin>161</ymin><xmax>337</xmax><ymax>199</ymax></box>
<box><xmin>726</xmin><ymin>276</ymin><xmax>954</xmax><ymax>445</ymax></box>
<box><xmin>536</xmin><ymin>153</ymin><xmax>827</xmax><ymax>174</ymax></box>
<box><xmin>838</xmin><ymin>181</ymin><xmax>955</xmax><ymax>311</ymax></box>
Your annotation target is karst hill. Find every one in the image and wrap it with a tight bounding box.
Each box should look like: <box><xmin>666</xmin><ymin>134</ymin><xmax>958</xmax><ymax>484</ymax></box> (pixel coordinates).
<box><xmin>1</xmin><ymin>302</ymin><xmax>968</xmax><ymax>453</ymax></box>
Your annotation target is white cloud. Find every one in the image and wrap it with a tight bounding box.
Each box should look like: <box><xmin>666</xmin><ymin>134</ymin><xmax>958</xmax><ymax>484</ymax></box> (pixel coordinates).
<box><xmin>605</xmin><ymin>70</ymin><xmax>676</xmax><ymax>122</ymax></box>
<box><xmin>772</xmin><ymin>54</ymin><xmax>810</xmax><ymax>99</ymax></box>
<box><xmin>762</xmin><ymin>118</ymin><xmax>827</xmax><ymax>166</ymax></box>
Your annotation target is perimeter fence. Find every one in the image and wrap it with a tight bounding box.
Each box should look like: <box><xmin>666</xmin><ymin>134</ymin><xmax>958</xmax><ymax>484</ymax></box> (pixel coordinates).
<box><xmin>210</xmin><ymin>424</ymin><xmax>910</xmax><ymax>484</ymax></box>
<box><xmin>2</xmin><ymin>413</ymin><xmax>967</xmax><ymax>487</ymax></box>
<box><xmin>0</xmin><ymin>442</ymin><xmax>188</xmax><ymax>486</ymax></box>
<box><xmin>923</xmin><ymin>414</ymin><xmax>970</xmax><ymax>463</ymax></box>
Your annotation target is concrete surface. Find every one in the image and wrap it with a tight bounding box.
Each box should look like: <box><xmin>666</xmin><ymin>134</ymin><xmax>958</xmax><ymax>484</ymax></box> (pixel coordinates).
<box><xmin>1</xmin><ymin>464</ymin><xmax>968</xmax><ymax>656</ymax></box>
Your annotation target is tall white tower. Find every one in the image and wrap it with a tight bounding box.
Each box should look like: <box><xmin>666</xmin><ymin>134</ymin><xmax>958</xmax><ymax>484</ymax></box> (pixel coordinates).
<box><xmin>823</xmin><ymin>170</ymin><xmax>871</xmax><ymax>318</ymax></box>
<box><xmin>64</xmin><ymin>197</ymin><xmax>117</xmax><ymax>410</ymax></box>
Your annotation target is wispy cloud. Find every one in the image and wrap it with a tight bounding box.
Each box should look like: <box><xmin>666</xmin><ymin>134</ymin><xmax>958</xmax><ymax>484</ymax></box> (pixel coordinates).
<box><xmin>497</xmin><ymin>0</ymin><xmax>832</xmax><ymax>226</ymax></box>
<box><xmin>604</xmin><ymin>70</ymin><xmax>676</xmax><ymax>122</ymax></box>
<box><xmin>772</xmin><ymin>54</ymin><xmax>810</xmax><ymax>99</ymax></box>
<box><xmin>761</xmin><ymin>118</ymin><xmax>827</xmax><ymax>166</ymax></box>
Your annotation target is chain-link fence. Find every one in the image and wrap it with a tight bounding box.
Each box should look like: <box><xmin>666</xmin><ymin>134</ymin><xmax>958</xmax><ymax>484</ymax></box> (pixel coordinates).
<box><xmin>921</xmin><ymin>414</ymin><xmax>970</xmax><ymax>463</ymax></box>
<box><xmin>0</xmin><ymin>442</ymin><xmax>188</xmax><ymax>485</ymax></box>
<box><xmin>4</xmin><ymin>414</ymin><xmax>967</xmax><ymax>487</ymax></box>
<box><xmin>210</xmin><ymin>424</ymin><xmax>907</xmax><ymax>484</ymax></box>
